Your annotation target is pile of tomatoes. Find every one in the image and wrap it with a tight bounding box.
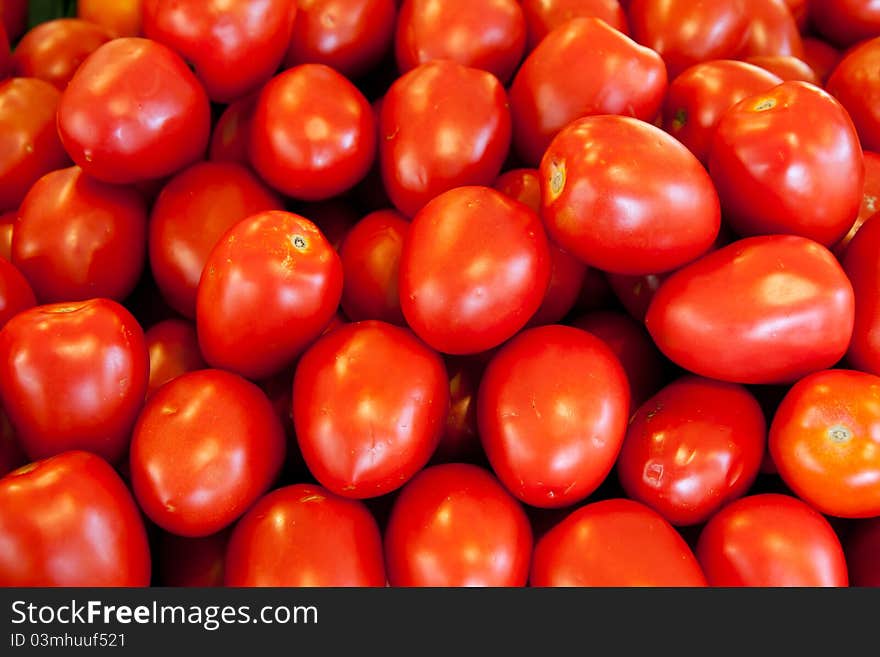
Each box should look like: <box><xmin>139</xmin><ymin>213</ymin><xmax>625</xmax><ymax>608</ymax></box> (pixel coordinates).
<box><xmin>2</xmin><ymin>0</ymin><xmax>880</xmax><ymax>588</ymax></box>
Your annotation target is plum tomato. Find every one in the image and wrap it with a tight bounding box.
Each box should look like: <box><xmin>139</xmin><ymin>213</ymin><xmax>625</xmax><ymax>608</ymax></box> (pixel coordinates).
<box><xmin>144</xmin><ymin>319</ymin><xmax>206</xmax><ymax>398</ymax></box>
<box><xmin>835</xmin><ymin>151</ymin><xmax>880</xmax><ymax>259</ymax></box>
<box><xmin>520</xmin><ymin>0</ymin><xmax>628</xmax><ymax>51</ymax></box>
<box><xmin>827</xmin><ymin>37</ymin><xmax>880</xmax><ymax>154</ymax></box>
<box><xmin>843</xmin><ymin>211</ymin><xmax>880</xmax><ymax>375</ymax></box>
<box><xmin>0</xmin><ymin>257</ymin><xmax>34</xmax><ymax>330</ymax></box>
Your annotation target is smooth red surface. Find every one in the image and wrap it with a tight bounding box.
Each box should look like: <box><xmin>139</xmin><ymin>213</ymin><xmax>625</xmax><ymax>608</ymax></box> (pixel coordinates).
<box><xmin>835</xmin><ymin>151</ymin><xmax>880</xmax><ymax>259</ymax></box>
<box><xmin>77</xmin><ymin>0</ymin><xmax>143</xmax><ymax>37</ymax></box>
<box><xmin>521</xmin><ymin>0</ymin><xmax>627</xmax><ymax>51</ymax></box>
<box><xmin>144</xmin><ymin>319</ymin><xmax>206</xmax><ymax>398</ymax></box>
<box><xmin>827</xmin><ymin>37</ymin><xmax>880</xmax><ymax>153</ymax></box>
<box><xmin>11</xmin><ymin>19</ymin><xmax>111</xmax><ymax>90</ymax></box>
<box><xmin>809</xmin><ymin>0</ymin><xmax>880</xmax><ymax>48</ymax></box>
<box><xmin>736</xmin><ymin>0</ymin><xmax>803</xmax><ymax>58</ymax></box>
<box><xmin>208</xmin><ymin>93</ymin><xmax>257</xmax><ymax>166</ymax></box>
<box><xmin>0</xmin><ymin>257</ymin><xmax>34</xmax><ymax>329</ymax></box>
<box><xmin>744</xmin><ymin>55</ymin><xmax>818</xmax><ymax>84</ymax></box>
<box><xmin>844</xmin><ymin>211</ymin><xmax>880</xmax><ymax>375</ymax></box>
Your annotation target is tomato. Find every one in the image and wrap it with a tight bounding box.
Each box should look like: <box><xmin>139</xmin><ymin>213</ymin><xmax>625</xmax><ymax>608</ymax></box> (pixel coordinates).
<box><xmin>784</xmin><ymin>0</ymin><xmax>808</xmax><ymax>29</ymax></box>
<box><xmin>225</xmin><ymin>484</ymin><xmax>386</xmax><ymax>586</ymax></box>
<box><xmin>0</xmin><ymin>0</ymin><xmax>26</xmax><ymax>41</ymax></box>
<box><xmin>13</xmin><ymin>166</ymin><xmax>147</xmax><ymax>303</ymax></box>
<box><xmin>284</xmin><ymin>0</ymin><xmax>397</xmax><ymax>79</ymax></box>
<box><xmin>835</xmin><ymin>153</ymin><xmax>880</xmax><ymax>259</ymax></box>
<box><xmin>646</xmin><ymin>235</ymin><xmax>854</xmax><ymax>385</ymax></box>
<box><xmin>144</xmin><ymin>319</ymin><xmax>206</xmax><ymax>398</ymax></box>
<box><xmin>510</xmin><ymin>17</ymin><xmax>666</xmax><ymax>166</ymax></box>
<box><xmin>478</xmin><ymin>325</ymin><xmax>629</xmax><ymax>508</ymax></box>
<box><xmin>208</xmin><ymin>93</ymin><xmax>257</xmax><ymax>167</ymax></box>
<box><xmin>827</xmin><ymin>38</ymin><xmax>880</xmax><ymax>153</ymax></box>
<box><xmin>844</xmin><ymin>518</ymin><xmax>880</xmax><ymax>586</ymax></box>
<box><xmin>0</xmin><ymin>407</ymin><xmax>24</xmax><ymax>477</ymax></box>
<box><xmin>0</xmin><ymin>23</ymin><xmax>8</xmax><ymax>80</ymax></box>
<box><xmin>293</xmin><ymin>320</ymin><xmax>449</xmax><ymax>498</ymax></box>
<box><xmin>744</xmin><ymin>55</ymin><xmax>818</xmax><ymax>84</ymax></box>
<box><xmin>696</xmin><ymin>493</ymin><xmax>848</xmax><ymax>586</ymax></box>
<box><xmin>250</xmin><ymin>64</ymin><xmax>375</xmax><ymax>201</ymax></box>
<box><xmin>433</xmin><ymin>356</ymin><xmax>484</xmax><ymax>464</ymax></box>
<box><xmin>77</xmin><ymin>0</ymin><xmax>143</xmax><ymax>37</ymax></box>
<box><xmin>0</xmin><ymin>257</ymin><xmax>34</xmax><ymax>329</ymax></box>
<box><xmin>606</xmin><ymin>272</ymin><xmax>667</xmax><ymax>322</ymax></box>
<box><xmin>395</xmin><ymin>0</ymin><xmax>525</xmax><ymax>83</ymax></box>
<box><xmin>0</xmin><ymin>211</ymin><xmax>12</xmax><ymax>261</ymax></box>
<box><xmin>158</xmin><ymin>529</ymin><xmax>229</xmax><ymax>587</ymax></box>
<box><xmin>736</xmin><ymin>0</ymin><xmax>803</xmax><ymax>59</ymax></box>
<box><xmin>0</xmin><ymin>77</ymin><xmax>69</xmax><ymax>212</ymax></box>
<box><xmin>0</xmin><ymin>451</ymin><xmax>151</xmax><ymax>586</ymax></box>
<box><xmin>0</xmin><ymin>299</ymin><xmax>148</xmax><ymax>462</ymax></box>
<box><xmin>541</xmin><ymin>115</ymin><xmax>720</xmax><ymax>275</ymax></box>
<box><xmin>339</xmin><ymin>209</ymin><xmax>408</xmax><ymax>325</ymax></box>
<box><xmin>11</xmin><ymin>19</ymin><xmax>112</xmax><ymax>90</ymax></box>
<box><xmin>809</xmin><ymin>0</ymin><xmax>880</xmax><ymax>49</ymax></box>
<box><xmin>844</xmin><ymin>211</ymin><xmax>880</xmax><ymax>375</ymax></box>
<box><xmin>58</xmin><ymin>38</ymin><xmax>211</xmax><ymax>184</ymax></box>
<box><xmin>143</xmin><ymin>0</ymin><xmax>297</xmax><ymax>103</ymax></box>
<box><xmin>521</xmin><ymin>0</ymin><xmax>628</xmax><ymax>51</ymax></box>
<box><xmin>770</xmin><ymin>369</ymin><xmax>880</xmax><ymax>518</ymax></box>
<box><xmin>305</xmin><ymin>198</ymin><xmax>361</xmax><ymax>250</ymax></box>
<box><xmin>711</xmin><ymin>81</ymin><xmax>861</xmax><ymax>245</ymax></box>
<box><xmin>801</xmin><ymin>37</ymin><xmax>841</xmax><ymax>85</ymax></box>
<box><xmin>531</xmin><ymin>499</ymin><xmax>707</xmax><ymax>586</ymax></box>
<box><xmin>628</xmin><ymin>0</ymin><xmax>748</xmax><ymax>79</ymax></box>
<box><xmin>197</xmin><ymin>210</ymin><xmax>342</xmax><ymax>381</ymax></box>
<box><xmin>130</xmin><ymin>369</ymin><xmax>284</xmax><ymax>538</ymax></box>
<box><xmin>384</xmin><ymin>463</ymin><xmax>531</xmax><ymax>586</ymax></box>
<box><xmin>149</xmin><ymin>161</ymin><xmax>282</xmax><ymax>319</ymax></box>
<box><xmin>399</xmin><ymin>186</ymin><xmax>551</xmax><ymax>355</ymax></box>
<box><xmin>380</xmin><ymin>61</ymin><xmax>511</xmax><ymax>218</ymax></box>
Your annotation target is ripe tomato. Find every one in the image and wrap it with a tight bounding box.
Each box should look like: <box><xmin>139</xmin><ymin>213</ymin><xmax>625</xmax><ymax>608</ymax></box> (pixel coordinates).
<box><xmin>541</xmin><ymin>115</ymin><xmax>720</xmax><ymax>275</ymax></box>
<box><xmin>520</xmin><ymin>0</ymin><xmax>628</xmax><ymax>51</ymax></box>
<box><xmin>380</xmin><ymin>61</ymin><xmax>511</xmax><ymax>218</ymax></box>
<box><xmin>531</xmin><ymin>499</ymin><xmax>707</xmax><ymax>586</ymax></box>
<box><xmin>58</xmin><ymin>38</ymin><xmax>211</xmax><ymax>184</ymax></box>
<box><xmin>478</xmin><ymin>325</ymin><xmax>630</xmax><ymax>508</ymax></box>
<box><xmin>0</xmin><ymin>77</ymin><xmax>69</xmax><ymax>212</ymax></box>
<box><xmin>197</xmin><ymin>210</ymin><xmax>342</xmax><ymax>381</ymax></box>
<box><xmin>0</xmin><ymin>299</ymin><xmax>148</xmax><ymax>463</ymax></box>
<box><xmin>208</xmin><ymin>93</ymin><xmax>257</xmax><ymax>166</ymax></box>
<box><xmin>801</xmin><ymin>37</ymin><xmax>841</xmax><ymax>85</ymax></box>
<box><xmin>130</xmin><ymin>369</ymin><xmax>285</xmax><ymax>537</ymax></box>
<box><xmin>844</xmin><ymin>518</ymin><xmax>880</xmax><ymax>586</ymax></box>
<box><xmin>509</xmin><ymin>17</ymin><xmax>666</xmax><ymax>166</ymax></box>
<box><xmin>293</xmin><ymin>320</ymin><xmax>449</xmax><ymax>498</ymax></box>
<box><xmin>13</xmin><ymin>166</ymin><xmax>147</xmax><ymax>303</ymax></box>
<box><xmin>827</xmin><ymin>37</ymin><xmax>880</xmax><ymax>153</ymax></box>
<box><xmin>834</xmin><ymin>152</ymin><xmax>880</xmax><ymax>259</ymax></box>
<box><xmin>809</xmin><ymin>0</ymin><xmax>880</xmax><ymax>48</ymax></box>
<box><xmin>384</xmin><ymin>463</ymin><xmax>532</xmax><ymax>586</ymax></box>
<box><xmin>77</xmin><ymin>0</ymin><xmax>143</xmax><ymax>37</ymax></box>
<box><xmin>0</xmin><ymin>451</ymin><xmax>151</xmax><ymax>586</ymax></box>
<box><xmin>0</xmin><ymin>211</ymin><xmax>12</xmax><ymax>261</ymax></box>
<box><xmin>696</xmin><ymin>493</ymin><xmax>848</xmax><ymax>586</ymax></box>
<box><xmin>144</xmin><ymin>319</ymin><xmax>206</xmax><ymax>398</ymax></box>
<box><xmin>0</xmin><ymin>23</ymin><xmax>8</xmax><ymax>80</ymax></box>
<box><xmin>646</xmin><ymin>235</ymin><xmax>854</xmax><ymax>384</ymax></box>
<box><xmin>250</xmin><ymin>64</ymin><xmax>376</xmax><ymax>201</ymax></box>
<box><xmin>844</xmin><ymin>211</ymin><xmax>880</xmax><ymax>375</ymax></box>
<box><xmin>606</xmin><ymin>272</ymin><xmax>667</xmax><ymax>322</ymax></box>
<box><xmin>158</xmin><ymin>529</ymin><xmax>229</xmax><ymax>587</ymax></box>
<box><xmin>744</xmin><ymin>55</ymin><xmax>818</xmax><ymax>84</ymax></box>
<box><xmin>736</xmin><ymin>0</ymin><xmax>803</xmax><ymax>59</ymax></box>
<box><xmin>399</xmin><ymin>186</ymin><xmax>551</xmax><ymax>355</ymax></box>
<box><xmin>149</xmin><ymin>161</ymin><xmax>282</xmax><ymax>319</ymax></box>
<box><xmin>0</xmin><ymin>257</ymin><xmax>34</xmax><ymax>329</ymax></box>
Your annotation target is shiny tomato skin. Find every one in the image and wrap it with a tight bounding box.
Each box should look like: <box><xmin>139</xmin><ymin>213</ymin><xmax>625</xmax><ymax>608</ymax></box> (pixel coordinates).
<box><xmin>196</xmin><ymin>210</ymin><xmax>343</xmax><ymax>381</ymax></box>
<box><xmin>809</xmin><ymin>0</ymin><xmax>880</xmax><ymax>48</ymax></box>
<box><xmin>399</xmin><ymin>186</ymin><xmax>551</xmax><ymax>355</ymax></box>
<box><xmin>617</xmin><ymin>376</ymin><xmax>765</xmax><ymax>526</ymax></box>
<box><xmin>0</xmin><ymin>77</ymin><xmax>69</xmax><ymax>213</ymax></box>
<box><xmin>606</xmin><ymin>272</ymin><xmax>667</xmax><ymax>322</ymax></box>
<box><xmin>13</xmin><ymin>166</ymin><xmax>147</xmax><ymax>303</ymax></box>
<box><xmin>844</xmin><ymin>518</ymin><xmax>880</xmax><ymax>586</ymax></box>
<box><xmin>249</xmin><ymin>64</ymin><xmax>376</xmax><ymax>201</ymax></box>
<box><xmin>225</xmin><ymin>484</ymin><xmax>386</xmax><ymax>586</ymax></box>
<box><xmin>645</xmin><ymin>235</ymin><xmax>854</xmax><ymax>385</ymax></box>
<box><xmin>736</xmin><ymin>0</ymin><xmax>804</xmax><ymax>59</ymax></box>
<box><xmin>0</xmin><ymin>211</ymin><xmax>12</xmax><ymax>261</ymax></box>
<box><xmin>58</xmin><ymin>38</ymin><xmax>211</xmax><ymax>184</ymax></box>
<box><xmin>77</xmin><ymin>0</ymin><xmax>143</xmax><ymax>37</ymax></box>
<box><xmin>478</xmin><ymin>325</ymin><xmax>630</xmax><ymax>508</ymax></box>
<box><xmin>0</xmin><ymin>257</ymin><xmax>34</xmax><ymax>329</ymax></box>
<box><xmin>770</xmin><ymin>369</ymin><xmax>880</xmax><ymax>518</ymax></box>
<box><xmin>11</xmin><ymin>19</ymin><xmax>111</xmax><ymax>90</ymax></box>
<box><xmin>130</xmin><ymin>369</ymin><xmax>285</xmax><ymax>537</ymax></box>
<box><xmin>509</xmin><ymin>17</ymin><xmax>666</xmax><ymax>166</ymax></box>
<box><xmin>149</xmin><ymin>161</ymin><xmax>282</xmax><ymax>319</ymax></box>
<box><xmin>696</xmin><ymin>493</ymin><xmax>848</xmax><ymax>586</ymax></box>
<box><xmin>844</xmin><ymin>212</ymin><xmax>880</xmax><ymax>375</ymax></box>
<box><xmin>0</xmin><ymin>299</ymin><xmax>148</xmax><ymax>463</ymax></box>
<box><xmin>384</xmin><ymin>463</ymin><xmax>532</xmax><ymax>586</ymax></box>
<box><xmin>158</xmin><ymin>529</ymin><xmax>229</xmax><ymax>587</ymax></box>
<box><xmin>744</xmin><ymin>55</ymin><xmax>818</xmax><ymax>84</ymax></box>
<box><xmin>521</xmin><ymin>0</ymin><xmax>628</xmax><ymax>51</ymax></box>
<box><xmin>0</xmin><ymin>451</ymin><xmax>151</xmax><ymax>586</ymax></box>
<box><xmin>827</xmin><ymin>38</ymin><xmax>880</xmax><ymax>154</ymax></box>
<box><xmin>541</xmin><ymin>115</ymin><xmax>720</xmax><ymax>275</ymax></box>
<box><xmin>208</xmin><ymin>93</ymin><xmax>257</xmax><ymax>166</ymax></box>
<box><xmin>801</xmin><ymin>38</ymin><xmax>841</xmax><ymax>85</ymax></box>
<box><xmin>835</xmin><ymin>151</ymin><xmax>880</xmax><ymax>259</ymax></box>
<box><xmin>143</xmin><ymin>0</ymin><xmax>297</xmax><ymax>103</ymax></box>
<box><xmin>709</xmin><ymin>81</ymin><xmax>862</xmax><ymax>246</ymax></box>
<box><xmin>531</xmin><ymin>498</ymin><xmax>707</xmax><ymax>586</ymax></box>
<box><xmin>380</xmin><ymin>61</ymin><xmax>511</xmax><ymax>218</ymax></box>
<box><xmin>144</xmin><ymin>319</ymin><xmax>206</xmax><ymax>398</ymax></box>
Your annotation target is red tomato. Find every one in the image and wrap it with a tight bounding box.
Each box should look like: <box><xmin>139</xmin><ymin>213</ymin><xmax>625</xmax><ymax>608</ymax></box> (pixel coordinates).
<box><xmin>801</xmin><ymin>37</ymin><xmax>841</xmax><ymax>85</ymax></box>
<box><xmin>149</xmin><ymin>161</ymin><xmax>282</xmax><ymax>319</ymax></box>
<box><xmin>646</xmin><ymin>235</ymin><xmax>854</xmax><ymax>384</ymax></box>
<box><xmin>144</xmin><ymin>319</ymin><xmax>206</xmax><ymax>398</ymax></box>
<box><xmin>628</xmin><ymin>0</ymin><xmax>748</xmax><ymax>79</ymax></box>
<box><xmin>541</xmin><ymin>115</ymin><xmax>720</xmax><ymax>275</ymax></box>
<box><xmin>293</xmin><ymin>320</ymin><xmax>449</xmax><ymax>498</ymax></box>
<box><xmin>384</xmin><ymin>463</ymin><xmax>532</xmax><ymax>586</ymax></box>
<box><xmin>606</xmin><ymin>272</ymin><xmax>667</xmax><ymax>322</ymax></box>
<box><xmin>710</xmin><ymin>81</ymin><xmax>862</xmax><ymax>245</ymax></box>
<box><xmin>77</xmin><ymin>0</ymin><xmax>143</xmax><ymax>37</ymax></box>
<box><xmin>0</xmin><ymin>257</ymin><xmax>34</xmax><ymax>329</ymax></box>
<box><xmin>11</xmin><ymin>19</ymin><xmax>112</xmax><ymax>90</ymax></box>
<box><xmin>208</xmin><ymin>93</ymin><xmax>257</xmax><ymax>166</ymax></box>
<box><xmin>197</xmin><ymin>210</ymin><xmax>342</xmax><ymax>380</ymax></box>
<box><xmin>433</xmin><ymin>356</ymin><xmax>484</xmax><ymax>464</ymax></box>
<box><xmin>0</xmin><ymin>451</ymin><xmax>151</xmax><ymax>586</ymax></box>
<box><xmin>395</xmin><ymin>0</ymin><xmax>525</xmax><ymax>83</ymax></box>
<box><xmin>696</xmin><ymin>493</ymin><xmax>848</xmax><ymax>586</ymax></box>
<box><xmin>520</xmin><ymin>0</ymin><xmax>628</xmax><ymax>51</ymax></box>
<box><xmin>130</xmin><ymin>369</ymin><xmax>285</xmax><ymax>537</ymax></box>
<box><xmin>736</xmin><ymin>0</ymin><xmax>804</xmax><ymax>59</ymax></box>
<box><xmin>844</xmin><ymin>518</ymin><xmax>880</xmax><ymax>586</ymax></box>
<box><xmin>0</xmin><ymin>0</ymin><xmax>26</xmax><ymax>41</ymax></box>
<box><xmin>531</xmin><ymin>499</ymin><xmax>707</xmax><ymax>586</ymax></box>
<box><xmin>844</xmin><ymin>211</ymin><xmax>880</xmax><ymax>375</ymax></box>
<box><xmin>13</xmin><ymin>166</ymin><xmax>147</xmax><ymax>303</ymax></box>
<box><xmin>0</xmin><ymin>299</ymin><xmax>148</xmax><ymax>462</ymax></box>
<box><xmin>0</xmin><ymin>77</ymin><xmax>69</xmax><ymax>212</ymax></box>
<box><xmin>835</xmin><ymin>152</ymin><xmax>880</xmax><ymax>259</ymax></box>
<box><xmin>143</xmin><ymin>0</ymin><xmax>297</xmax><ymax>103</ymax></box>
<box><xmin>58</xmin><ymin>38</ymin><xmax>211</xmax><ymax>184</ymax></box>
<box><xmin>226</xmin><ymin>484</ymin><xmax>386</xmax><ymax>586</ymax></box>
<box><xmin>250</xmin><ymin>64</ymin><xmax>376</xmax><ymax>201</ymax></box>
<box><xmin>744</xmin><ymin>55</ymin><xmax>818</xmax><ymax>83</ymax></box>
<box><xmin>827</xmin><ymin>37</ymin><xmax>880</xmax><ymax>153</ymax></box>
<box><xmin>784</xmin><ymin>0</ymin><xmax>808</xmax><ymax>29</ymax></box>
<box><xmin>809</xmin><ymin>0</ymin><xmax>880</xmax><ymax>49</ymax></box>
<box><xmin>284</xmin><ymin>0</ymin><xmax>396</xmax><ymax>79</ymax></box>
<box><xmin>0</xmin><ymin>407</ymin><xmax>24</xmax><ymax>477</ymax></box>
<box><xmin>509</xmin><ymin>17</ymin><xmax>666</xmax><ymax>166</ymax></box>
<box><xmin>304</xmin><ymin>198</ymin><xmax>360</xmax><ymax>250</ymax></box>
<box><xmin>399</xmin><ymin>186</ymin><xmax>551</xmax><ymax>355</ymax></box>
<box><xmin>0</xmin><ymin>210</ymin><xmax>12</xmax><ymax>261</ymax></box>
<box><xmin>158</xmin><ymin>529</ymin><xmax>229</xmax><ymax>587</ymax></box>
<box><xmin>478</xmin><ymin>325</ymin><xmax>629</xmax><ymax>508</ymax></box>
<box><xmin>0</xmin><ymin>23</ymin><xmax>8</xmax><ymax>80</ymax></box>
<box><xmin>380</xmin><ymin>61</ymin><xmax>511</xmax><ymax>218</ymax></box>
<box><xmin>770</xmin><ymin>369</ymin><xmax>880</xmax><ymax>518</ymax></box>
